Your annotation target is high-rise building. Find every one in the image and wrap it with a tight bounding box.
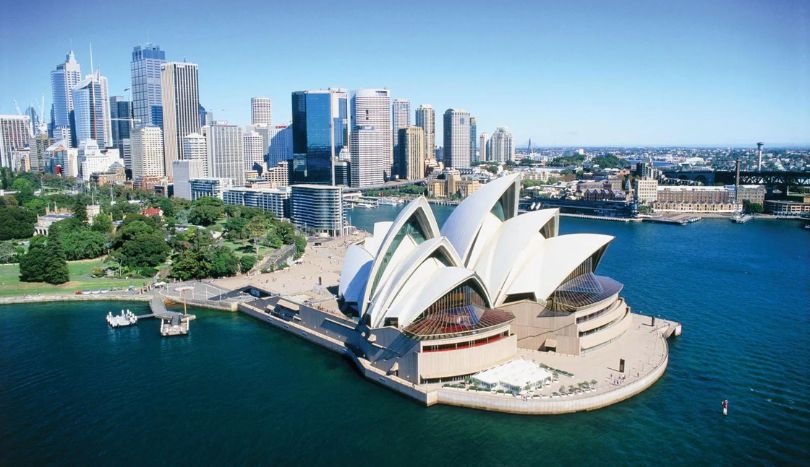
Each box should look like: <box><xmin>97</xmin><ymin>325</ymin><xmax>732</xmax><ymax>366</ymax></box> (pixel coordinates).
<box><xmin>72</xmin><ymin>72</ymin><xmax>112</xmax><ymax>148</ymax></box>
<box><xmin>161</xmin><ymin>62</ymin><xmax>201</xmax><ymax>178</ymax></box>
<box><xmin>207</xmin><ymin>122</ymin><xmax>245</xmax><ymax>186</ymax></box>
<box><xmin>50</xmin><ymin>51</ymin><xmax>81</xmax><ymax>146</ymax></box>
<box><xmin>397</xmin><ymin>126</ymin><xmax>425</xmax><ymax>180</ymax></box>
<box><xmin>267</xmin><ymin>125</ymin><xmax>292</xmax><ymax>166</ymax></box>
<box><xmin>352</xmin><ymin>89</ymin><xmax>392</xmax><ymax>177</ymax></box>
<box><xmin>489</xmin><ymin>127</ymin><xmax>514</xmax><ymax>163</ymax></box>
<box><xmin>24</xmin><ymin>107</ymin><xmax>40</xmax><ymax>135</ymax></box>
<box><xmin>182</xmin><ymin>133</ymin><xmax>208</xmax><ymax>176</ymax></box>
<box><xmin>469</xmin><ymin>116</ymin><xmax>477</xmax><ymax>162</ymax></box>
<box><xmin>350</xmin><ymin>126</ymin><xmax>387</xmax><ymax>188</ymax></box>
<box><xmin>443</xmin><ymin>109</ymin><xmax>471</xmax><ymax>168</ymax></box>
<box><xmin>291</xmin><ymin>89</ymin><xmax>349</xmax><ymax>184</ymax></box>
<box><xmin>415</xmin><ymin>105</ymin><xmax>435</xmax><ymax>162</ymax></box>
<box><xmin>109</xmin><ymin>96</ymin><xmax>132</xmax><ymax>152</ymax></box>
<box><xmin>173</xmin><ymin>159</ymin><xmax>206</xmax><ymax>200</ymax></box>
<box><xmin>0</xmin><ymin>115</ymin><xmax>32</xmax><ymax>169</ymax></box>
<box><xmin>130</xmin><ymin>125</ymin><xmax>164</xmax><ymax>185</ymax></box>
<box><xmin>130</xmin><ymin>44</ymin><xmax>166</xmax><ymax>128</ymax></box>
<box><xmin>392</xmin><ymin>99</ymin><xmax>410</xmax><ymax>173</ymax></box>
<box><xmin>479</xmin><ymin>132</ymin><xmax>489</xmax><ymax>162</ymax></box>
<box><xmin>29</xmin><ymin>133</ymin><xmax>52</xmax><ymax>173</ymax></box>
<box><xmin>251</xmin><ymin>97</ymin><xmax>272</xmax><ymax>126</ymax></box>
<box><xmin>243</xmin><ymin>129</ymin><xmax>264</xmax><ymax>171</ymax></box>
<box><xmin>290</xmin><ymin>184</ymin><xmax>345</xmax><ymax>236</ymax></box>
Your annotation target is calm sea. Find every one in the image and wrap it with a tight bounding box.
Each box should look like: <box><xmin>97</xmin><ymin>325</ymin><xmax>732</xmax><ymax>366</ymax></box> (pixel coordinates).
<box><xmin>1</xmin><ymin>206</ymin><xmax>808</xmax><ymax>466</ymax></box>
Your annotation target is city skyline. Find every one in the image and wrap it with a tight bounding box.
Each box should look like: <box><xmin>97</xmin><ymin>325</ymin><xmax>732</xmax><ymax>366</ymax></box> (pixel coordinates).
<box><xmin>0</xmin><ymin>0</ymin><xmax>808</xmax><ymax>146</ymax></box>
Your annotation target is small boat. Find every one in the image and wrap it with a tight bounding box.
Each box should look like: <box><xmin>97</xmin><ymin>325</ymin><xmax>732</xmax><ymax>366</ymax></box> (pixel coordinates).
<box><xmin>731</xmin><ymin>214</ymin><xmax>753</xmax><ymax>224</ymax></box>
<box><xmin>106</xmin><ymin>309</ymin><xmax>138</xmax><ymax>328</ymax></box>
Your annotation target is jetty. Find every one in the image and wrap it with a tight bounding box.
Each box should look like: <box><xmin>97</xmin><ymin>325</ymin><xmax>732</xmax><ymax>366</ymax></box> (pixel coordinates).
<box><xmin>106</xmin><ymin>294</ymin><xmax>196</xmax><ymax>337</ymax></box>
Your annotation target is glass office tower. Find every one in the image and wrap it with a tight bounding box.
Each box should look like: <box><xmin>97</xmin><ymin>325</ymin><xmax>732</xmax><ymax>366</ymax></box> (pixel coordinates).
<box><xmin>291</xmin><ymin>89</ymin><xmax>348</xmax><ymax>185</ymax></box>
<box><xmin>131</xmin><ymin>44</ymin><xmax>166</xmax><ymax>129</ymax></box>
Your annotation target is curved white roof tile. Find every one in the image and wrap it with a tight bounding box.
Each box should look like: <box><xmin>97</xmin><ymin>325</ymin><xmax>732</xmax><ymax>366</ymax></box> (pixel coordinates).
<box><xmin>441</xmin><ymin>173</ymin><xmax>521</xmax><ymax>264</ymax></box>
<box><xmin>339</xmin><ymin>244</ymin><xmax>374</xmax><ymax>303</ymax></box>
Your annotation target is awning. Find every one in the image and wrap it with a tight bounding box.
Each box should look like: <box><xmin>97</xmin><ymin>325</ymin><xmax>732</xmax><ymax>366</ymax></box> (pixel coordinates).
<box><xmin>276</xmin><ymin>299</ymin><xmax>300</xmax><ymax>312</ymax></box>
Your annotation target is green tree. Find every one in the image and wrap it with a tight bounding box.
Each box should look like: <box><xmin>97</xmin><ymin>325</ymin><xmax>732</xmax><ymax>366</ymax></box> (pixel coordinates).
<box><xmin>59</xmin><ymin>229</ymin><xmax>107</xmax><ymax>260</ymax></box>
<box><xmin>224</xmin><ymin>216</ymin><xmax>249</xmax><ymax>240</ymax></box>
<box><xmin>91</xmin><ymin>213</ymin><xmax>114</xmax><ymax>234</ymax></box>
<box><xmin>0</xmin><ymin>206</ymin><xmax>36</xmax><ymax>240</ymax></box>
<box><xmin>10</xmin><ymin>178</ymin><xmax>35</xmax><ymax>204</ymax></box>
<box><xmin>111</xmin><ymin>220</ymin><xmax>169</xmax><ymax>271</ymax></box>
<box><xmin>188</xmin><ymin>197</ymin><xmax>224</xmax><ymax>226</ymax></box>
<box><xmin>73</xmin><ymin>199</ymin><xmax>88</xmax><ymax>223</ymax></box>
<box><xmin>209</xmin><ymin>246</ymin><xmax>239</xmax><ymax>278</ymax></box>
<box><xmin>0</xmin><ymin>241</ymin><xmax>22</xmax><ymax>263</ymax></box>
<box><xmin>293</xmin><ymin>235</ymin><xmax>307</xmax><ymax>259</ymax></box>
<box><xmin>19</xmin><ymin>235</ymin><xmax>68</xmax><ymax>284</ymax></box>
<box><xmin>246</xmin><ymin>216</ymin><xmax>271</xmax><ymax>256</ymax></box>
<box><xmin>743</xmin><ymin>200</ymin><xmax>764</xmax><ymax>214</ymax></box>
<box><xmin>239</xmin><ymin>254</ymin><xmax>257</xmax><ymax>272</ymax></box>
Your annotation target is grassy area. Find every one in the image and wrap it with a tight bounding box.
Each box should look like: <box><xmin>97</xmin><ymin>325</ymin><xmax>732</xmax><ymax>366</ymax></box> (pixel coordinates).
<box><xmin>0</xmin><ymin>258</ymin><xmax>148</xmax><ymax>298</ymax></box>
<box><xmin>221</xmin><ymin>239</ymin><xmax>273</xmax><ymax>257</ymax></box>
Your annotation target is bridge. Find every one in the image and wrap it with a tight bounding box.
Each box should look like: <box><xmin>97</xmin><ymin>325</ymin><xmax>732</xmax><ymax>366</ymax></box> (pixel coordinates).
<box><xmin>662</xmin><ymin>169</ymin><xmax>810</xmax><ymax>190</ymax></box>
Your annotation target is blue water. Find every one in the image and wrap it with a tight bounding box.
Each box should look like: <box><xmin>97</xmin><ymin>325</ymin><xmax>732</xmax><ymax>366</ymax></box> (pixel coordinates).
<box><xmin>1</xmin><ymin>209</ymin><xmax>809</xmax><ymax>466</ymax></box>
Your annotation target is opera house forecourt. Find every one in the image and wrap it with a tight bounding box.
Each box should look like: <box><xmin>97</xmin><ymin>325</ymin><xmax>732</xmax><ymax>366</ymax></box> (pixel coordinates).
<box><xmin>239</xmin><ymin>173</ymin><xmax>681</xmax><ymax>414</ymax></box>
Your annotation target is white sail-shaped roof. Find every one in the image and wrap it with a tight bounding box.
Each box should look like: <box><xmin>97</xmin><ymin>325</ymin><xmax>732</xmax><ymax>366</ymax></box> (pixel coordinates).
<box><xmin>339</xmin><ymin>244</ymin><xmax>374</xmax><ymax>304</ymax></box>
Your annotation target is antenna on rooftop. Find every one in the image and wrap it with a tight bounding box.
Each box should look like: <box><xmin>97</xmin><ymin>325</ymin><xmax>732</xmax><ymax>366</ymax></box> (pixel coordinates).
<box><xmin>89</xmin><ymin>41</ymin><xmax>94</xmax><ymax>75</ymax></box>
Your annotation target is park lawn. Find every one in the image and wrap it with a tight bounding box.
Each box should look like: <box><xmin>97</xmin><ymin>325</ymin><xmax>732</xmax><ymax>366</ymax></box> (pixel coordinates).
<box><xmin>0</xmin><ymin>258</ymin><xmax>148</xmax><ymax>298</ymax></box>
<box><xmin>221</xmin><ymin>239</ymin><xmax>273</xmax><ymax>258</ymax></box>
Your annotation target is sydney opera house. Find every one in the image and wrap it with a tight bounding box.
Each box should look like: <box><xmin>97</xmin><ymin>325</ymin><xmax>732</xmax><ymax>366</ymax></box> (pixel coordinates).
<box><xmin>338</xmin><ymin>174</ymin><xmax>637</xmax><ymax>385</ymax></box>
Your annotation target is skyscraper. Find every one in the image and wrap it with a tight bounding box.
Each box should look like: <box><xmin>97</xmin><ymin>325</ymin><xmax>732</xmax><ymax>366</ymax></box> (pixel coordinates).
<box><xmin>243</xmin><ymin>129</ymin><xmax>264</xmax><ymax>170</ymax></box>
<box><xmin>291</xmin><ymin>89</ymin><xmax>349</xmax><ymax>184</ymax></box>
<box><xmin>182</xmin><ymin>133</ymin><xmax>208</xmax><ymax>176</ymax></box>
<box><xmin>352</xmin><ymin>89</ymin><xmax>392</xmax><ymax>177</ymax></box>
<box><xmin>207</xmin><ymin>122</ymin><xmax>245</xmax><ymax>185</ymax></box>
<box><xmin>0</xmin><ymin>115</ymin><xmax>32</xmax><ymax>169</ymax></box>
<box><xmin>130</xmin><ymin>125</ymin><xmax>164</xmax><ymax>186</ymax></box>
<box><xmin>130</xmin><ymin>44</ymin><xmax>166</xmax><ymax>128</ymax></box>
<box><xmin>415</xmin><ymin>105</ymin><xmax>435</xmax><ymax>162</ymax></box>
<box><xmin>350</xmin><ymin>126</ymin><xmax>386</xmax><ymax>188</ymax></box>
<box><xmin>397</xmin><ymin>126</ymin><xmax>425</xmax><ymax>180</ymax></box>
<box><xmin>489</xmin><ymin>127</ymin><xmax>514</xmax><ymax>163</ymax></box>
<box><xmin>50</xmin><ymin>51</ymin><xmax>81</xmax><ymax>146</ymax></box>
<box><xmin>443</xmin><ymin>109</ymin><xmax>471</xmax><ymax>168</ymax></box>
<box><xmin>109</xmin><ymin>96</ymin><xmax>132</xmax><ymax>152</ymax></box>
<box><xmin>479</xmin><ymin>132</ymin><xmax>489</xmax><ymax>161</ymax></box>
<box><xmin>392</xmin><ymin>99</ymin><xmax>410</xmax><ymax>173</ymax></box>
<box><xmin>251</xmin><ymin>97</ymin><xmax>272</xmax><ymax>126</ymax></box>
<box><xmin>267</xmin><ymin>125</ymin><xmax>292</xmax><ymax>166</ymax></box>
<box><xmin>24</xmin><ymin>107</ymin><xmax>40</xmax><ymax>135</ymax></box>
<box><xmin>161</xmin><ymin>62</ymin><xmax>201</xmax><ymax>178</ymax></box>
<box><xmin>469</xmin><ymin>116</ymin><xmax>477</xmax><ymax>162</ymax></box>
<box><xmin>72</xmin><ymin>72</ymin><xmax>112</xmax><ymax>148</ymax></box>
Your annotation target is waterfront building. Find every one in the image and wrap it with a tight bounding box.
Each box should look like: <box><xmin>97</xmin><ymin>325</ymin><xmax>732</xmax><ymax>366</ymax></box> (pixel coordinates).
<box><xmin>0</xmin><ymin>115</ymin><xmax>32</xmax><ymax>169</ymax></box>
<box><xmin>243</xmin><ymin>129</ymin><xmax>264</xmax><ymax>171</ymax></box>
<box><xmin>353</xmin><ymin>89</ymin><xmax>392</xmax><ymax>178</ymax></box>
<box><xmin>469</xmin><ymin>117</ymin><xmax>477</xmax><ymax>162</ymax></box>
<box><xmin>634</xmin><ymin>179</ymin><xmax>658</xmax><ymax>203</ymax></box>
<box><xmin>443</xmin><ymin>109</ymin><xmax>471</xmax><ymax>169</ymax></box>
<box><xmin>489</xmin><ymin>127</ymin><xmax>513</xmax><ymax>163</ymax></box>
<box><xmin>130</xmin><ymin>125</ymin><xmax>165</xmax><ymax>187</ymax></box>
<box><xmin>182</xmin><ymin>132</ymin><xmax>208</xmax><ymax>176</ymax></box>
<box><xmin>161</xmin><ymin>62</ymin><xmax>201</xmax><ymax>177</ymax></box>
<box><xmin>172</xmin><ymin>159</ymin><xmax>206</xmax><ymax>200</ymax></box>
<box><xmin>479</xmin><ymin>132</ymin><xmax>489</xmax><ymax>162</ymax></box>
<box><xmin>189</xmin><ymin>177</ymin><xmax>233</xmax><ymax>200</ymax></box>
<box><xmin>130</xmin><ymin>44</ymin><xmax>166</xmax><ymax>128</ymax></box>
<box><xmin>766</xmin><ymin>198</ymin><xmax>810</xmax><ymax>216</ymax></box>
<box><xmin>290</xmin><ymin>184</ymin><xmax>345</xmax><ymax>236</ymax></box>
<box><xmin>206</xmin><ymin>122</ymin><xmax>245</xmax><ymax>185</ymax></box>
<box><xmin>223</xmin><ymin>186</ymin><xmax>290</xmax><ymax>219</ymax></box>
<box><xmin>291</xmin><ymin>89</ymin><xmax>349</xmax><ymax>184</ymax></box>
<box><xmin>251</xmin><ymin>97</ymin><xmax>272</xmax><ymax>126</ymax></box>
<box><xmin>267</xmin><ymin>125</ymin><xmax>292</xmax><ymax>166</ymax></box>
<box><xmin>109</xmin><ymin>96</ymin><xmax>132</xmax><ymax>153</ymax></box>
<box><xmin>655</xmin><ymin>186</ymin><xmax>738</xmax><ymax>212</ymax></box>
<box><xmin>350</xmin><ymin>125</ymin><xmax>387</xmax><ymax>188</ymax></box>
<box><xmin>415</xmin><ymin>105</ymin><xmax>435</xmax><ymax>164</ymax></box>
<box><xmin>50</xmin><ymin>51</ymin><xmax>81</xmax><ymax>146</ymax></box>
<box><xmin>78</xmin><ymin>139</ymin><xmax>123</xmax><ymax>181</ymax></box>
<box><xmin>339</xmin><ymin>174</ymin><xmax>636</xmax><ymax>383</ymax></box>
<box><xmin>72</xmin><ymin>72</ymin><xmax>112</xmax><ymax>148</ymax></box>
<box><xmin>733</xmin><ymin>184</ymin><xmax>766</xmax><ymax>207</ymax></box>
<box><xmin>427</xmin><ymin>169</ymin><xmax>481</xmax><ymax>198</ymax></box>
<box><xmin>397</xmin><ymin>126</ymin><xmax>425</xmax><ymax>180</ymax></box>
<box><xmin>392</xmin><ymin>99</ymin><xmax>410</xmax><ymax>173</ymax></box>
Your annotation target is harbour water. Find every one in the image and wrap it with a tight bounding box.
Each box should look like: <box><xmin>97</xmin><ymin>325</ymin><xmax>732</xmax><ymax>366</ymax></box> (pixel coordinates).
<box><xmin>1</xmin><ymin>207</ymin><xmax>809</xmax><ymax>465</ymax></box>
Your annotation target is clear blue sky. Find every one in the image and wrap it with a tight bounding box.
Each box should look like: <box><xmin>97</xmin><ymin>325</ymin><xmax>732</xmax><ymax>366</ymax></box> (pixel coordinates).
<box><xmin>1</xmin><ymin>0</ymin><xmax>808</xmax><ymax>146</ymax></box>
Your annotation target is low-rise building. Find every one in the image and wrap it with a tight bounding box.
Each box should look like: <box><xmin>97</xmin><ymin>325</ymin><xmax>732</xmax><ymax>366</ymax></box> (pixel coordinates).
<box><xmin>223</xmin><ymin>186</ymin><xmax>291</xmax><ymax>219</ymax></box>
<box><xmin>766</xmin><ymin>199</ymin><xmax>810</xmax><ymax>217</ymax></box>
<box><xmin>290</xmin><ymin>185</ymin><xmax>345</xmax><ymax>236</ymax></box>
<box><xmin>634</xmin><ymin>178</ymin><xmax>658</xmax><ymax>203</ymax></box>
<box><xmin>427</xmin><ymin>169</ymin><xmax>481</xmax><ymax>199</ymax></box>
<box><xmin>655</xmin><ymin>186</ymin><xmax>739</xmax><ymax>212</ymax></box>
<box><xmin>189</xmin><ymin>177</ymin><xmax>233</xmax><ymax>200</ymax></box>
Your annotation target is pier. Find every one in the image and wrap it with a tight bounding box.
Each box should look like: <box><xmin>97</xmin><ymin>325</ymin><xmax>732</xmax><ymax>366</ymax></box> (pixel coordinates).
<box><xmin>106</xmin><ymin>294</ymin><xmax>196</xmax><ymax>336</ymax></box>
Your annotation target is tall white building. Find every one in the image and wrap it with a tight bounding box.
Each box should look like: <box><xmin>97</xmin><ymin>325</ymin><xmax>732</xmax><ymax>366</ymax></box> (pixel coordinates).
<box><xmin>131</xmin><ymin>126</ymin><xmax>164</xmax><ymax>185</ymax></box>
<box><xmin>268</xmin><ymin>125</ymin><xmax>292</xmax><ymax>166</ymax></box>
<box><xmin>50</xmin><ymin>51</ymin><xmax>81</xmax><ymax>145</ymax></box>
<box><xmin>352</xmin><ymin>89</ymin><xmax>392</xmax><ymax>177</ymax></box>
<box><xmin>0</xmin><ymin>115</ymin><xmax>32</xmax><ymax>169</ymax></box>
<box><xmin>72</xmin><ymin>72</ymin><xmax>112</xmax><ymax>148</ymax></box>
<box><xmin>207</xmin><ymin>122</ymin><xmax>245</xmax><ymax>186</ymax></box>
<box><xmin>443</xmin><ymin>108</ymin><xmax>471</xmax><ymax>168</ymax></box>
<box><xmin>479</xmin><ymin>132</ymin><xmax>489</xmax><ymax>162</ymax></box>
<box><xmin>173</xmin><ymin>159</ymin><xmax>206</xmax><ymax>200</ymax></box>
<box><xmin>489</xmin><ymin>127</ymin><xmax>514</xmax><ymax>163</ymax></box>
<box><xmin>161</xmin><ymin>62</ymin><xmax>201</xmax><ymax>178</ymax></box>
<box><xmin>182</xmin><ymin>133</ymin><xmax>208</xmax><ymax>176</ymax></box>
<box><xmin>415</xmin><ymin>105</ymin><xmax>435</xmax><ymax>162</ymax></box>
<box><xmin>251</xmin><ymin>97</ymin><xmax>272</xmax><ymax>126</ymax></box>
<box><xmin>242</xmin><ymin>129</ymin><xmax>264</xmax><ymax>171</ymax></box>
<box><xmin>350</xmin><ymin>125</ymin><xmax>386</xmax><ymax>188</ymax></box>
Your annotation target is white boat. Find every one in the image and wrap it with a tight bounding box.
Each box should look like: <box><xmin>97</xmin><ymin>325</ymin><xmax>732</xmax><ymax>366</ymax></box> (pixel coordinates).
<box><xmin>106</xmin><ymin>309</ymin><xmax>138</xmax><ymax>328</ymax></box>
